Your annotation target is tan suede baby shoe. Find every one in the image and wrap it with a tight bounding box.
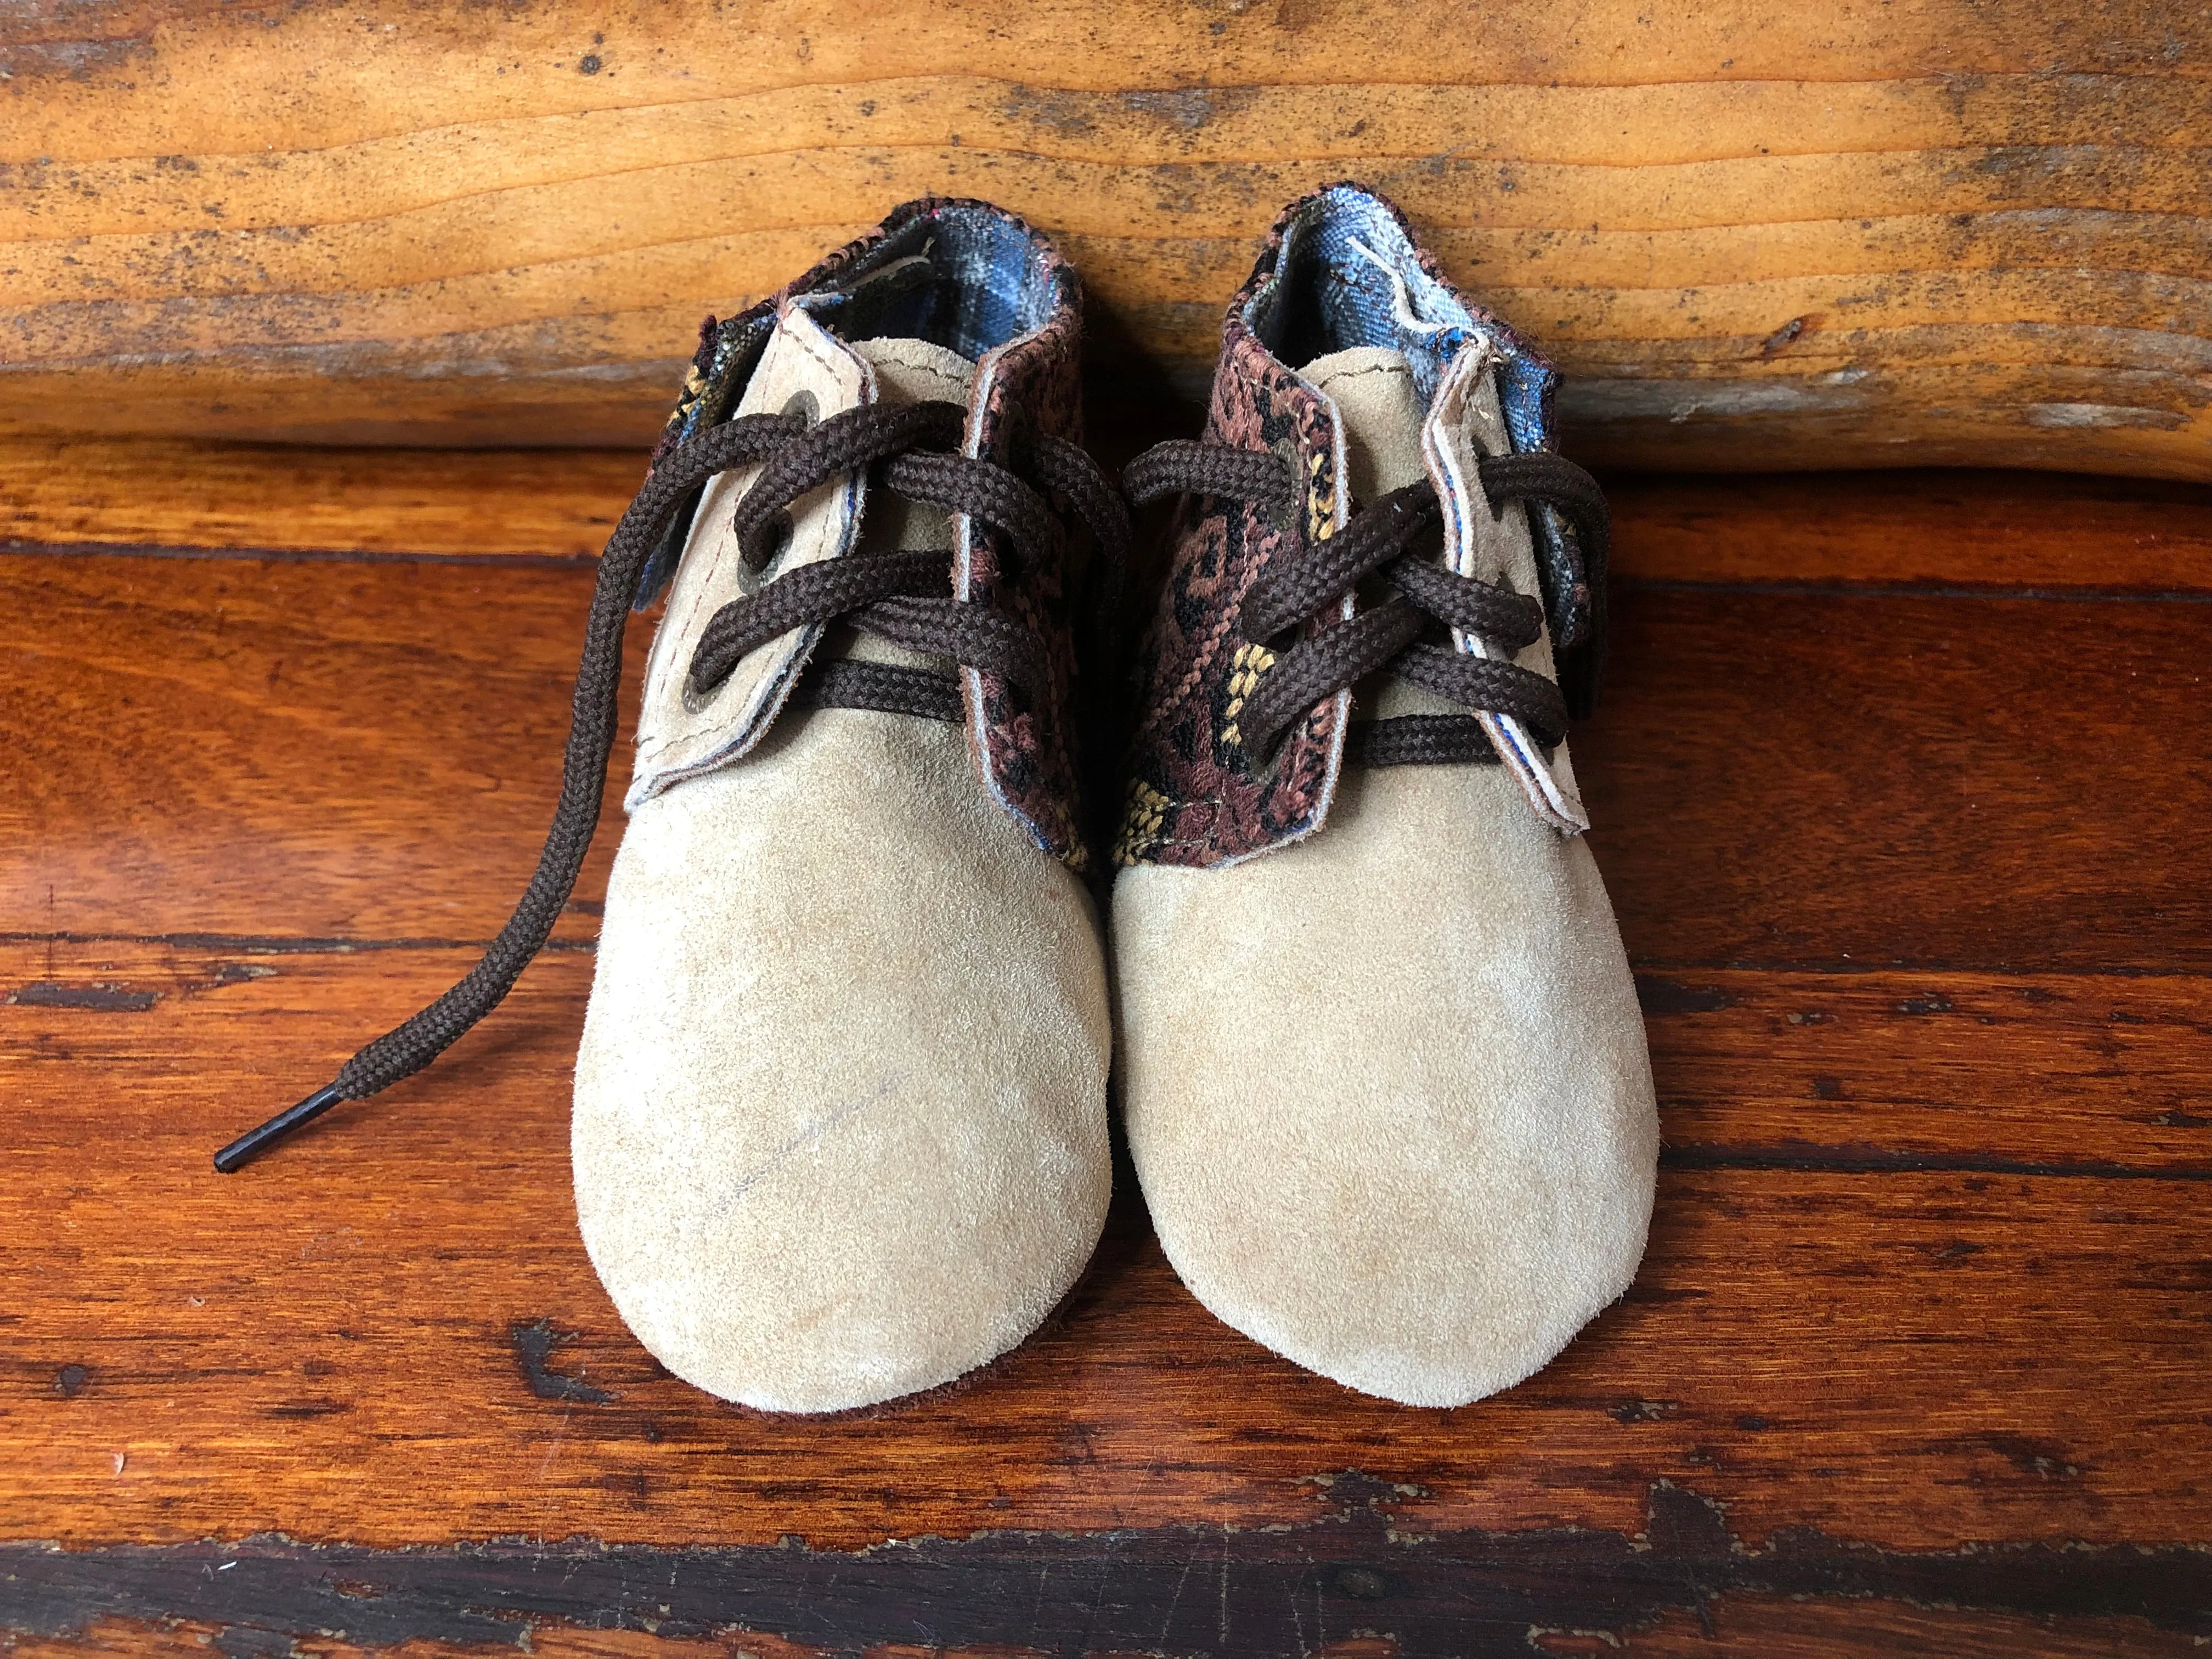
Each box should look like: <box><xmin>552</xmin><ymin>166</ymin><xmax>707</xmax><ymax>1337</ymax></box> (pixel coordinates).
<box><xmin>1113</xmin><ymin>183</ymin><xmax>1658</xmax><ymax>1407</ymax></box>
<box><xmin>222</xmin><ymin>199</ymin><xmax>1126</xmax><ymax>1414</ymax></box>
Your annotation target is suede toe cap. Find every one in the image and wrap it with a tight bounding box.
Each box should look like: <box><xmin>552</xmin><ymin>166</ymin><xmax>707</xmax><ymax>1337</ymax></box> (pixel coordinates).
<box><xmin>1114</xmin><ymin>764</ymin><xmax>1658</xmax><ymax>1407</ymax></box>
<box><xmin>575</xmin><ymin>713</ymin><xmax>1111</xmax><ymax>1414</ymax></box>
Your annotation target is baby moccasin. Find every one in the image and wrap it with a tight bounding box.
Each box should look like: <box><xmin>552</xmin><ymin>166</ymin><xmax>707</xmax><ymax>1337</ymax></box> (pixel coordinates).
<box><xmin>1112</xmin><ymin>182</ymin><xmax>1658</xmax><ymax>1408</ymax></box>
<box><xmin>227</xmin><ymin>199</ymin><xmax>1126</xmax><ymax>1414</ymax></box>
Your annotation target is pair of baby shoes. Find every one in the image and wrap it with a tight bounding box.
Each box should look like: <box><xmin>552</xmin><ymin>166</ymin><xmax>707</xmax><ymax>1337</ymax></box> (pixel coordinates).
<box><xmin>221</xmin><ymin>184</ymin><xmax>1658</xmax><ymax>1414</ymax></box>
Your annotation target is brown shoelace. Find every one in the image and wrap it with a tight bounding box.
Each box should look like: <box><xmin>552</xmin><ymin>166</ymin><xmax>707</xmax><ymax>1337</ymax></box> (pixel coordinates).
<box><xmin>217</xmin><ymin>399</ymin><xmax>1126</xmax><ymax>1172</ymax></box>
<box><xmin>1123</xmin><ymin>440</ymin><xmax>1609</xmax><ymax>765</ymax></box>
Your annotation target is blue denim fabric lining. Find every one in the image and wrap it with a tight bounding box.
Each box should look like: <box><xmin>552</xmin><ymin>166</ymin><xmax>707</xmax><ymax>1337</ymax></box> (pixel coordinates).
<box><xmin>912</xmin><ymin>202</ymin><xmax>1057</xmax><ymax>359</ymax></box>
<box><xmin>1239</xmin><ymin>184</ymin><xmax>1593</xmax><ymax>668</ymax></box>
<box><xmin>674</xmin><ymin>204</ymin><xmax>1055</xmax><ymax>449</ymax></box>
<box><xmin>1242</xmin><ymin>183</ymin><xmax>1554</xmax><ymax>455</ymax></box>
<box><xmin>803</xmin><ymin>204</ymin><xmax>1055</xmax><ymax>363</ymax></box>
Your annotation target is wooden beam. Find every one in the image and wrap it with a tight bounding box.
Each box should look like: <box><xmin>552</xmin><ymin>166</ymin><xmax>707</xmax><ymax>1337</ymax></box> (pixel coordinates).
<box><xmin>1</xmin><ymin>1</ymin><xmax>2206</xmax><ymax>473</ymax></box>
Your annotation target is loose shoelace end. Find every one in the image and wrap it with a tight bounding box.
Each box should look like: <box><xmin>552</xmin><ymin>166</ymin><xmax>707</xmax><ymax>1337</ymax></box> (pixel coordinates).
<box><xmin>214</xmin><ymin>1083</ymin><xmax>347</xmax><ymax>1173</ymax></box>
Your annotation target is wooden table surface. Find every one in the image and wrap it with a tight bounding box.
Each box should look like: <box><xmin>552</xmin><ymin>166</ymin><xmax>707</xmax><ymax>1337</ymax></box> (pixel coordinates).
<box><xmin>2</xmin><ymin>437</ymin><xmax>2209</xmax><ymax>1655</ymax></box>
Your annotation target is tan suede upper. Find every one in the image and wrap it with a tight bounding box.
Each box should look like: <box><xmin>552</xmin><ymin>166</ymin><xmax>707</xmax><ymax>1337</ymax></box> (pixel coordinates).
<box><xmin>573</xmin><ymin>321</ymin><xmax>1111</xmax><ymax>1414</ymax></box>
<box><xmin>1114</xmin><ymin>346</ymin><xmax>1657</xmax><ymax>1407</ymax></box>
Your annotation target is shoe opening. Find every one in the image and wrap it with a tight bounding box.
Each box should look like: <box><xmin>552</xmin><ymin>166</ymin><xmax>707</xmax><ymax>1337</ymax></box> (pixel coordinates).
<box><xmin>1239</xmin><ymin>182</ymin><xmax>1554</xmax><ymax>459</ymax></box>
<box><xmin>803</xmin><ymin>200</ymin><xmax>1068</xmax><ymax>364</ymax></box>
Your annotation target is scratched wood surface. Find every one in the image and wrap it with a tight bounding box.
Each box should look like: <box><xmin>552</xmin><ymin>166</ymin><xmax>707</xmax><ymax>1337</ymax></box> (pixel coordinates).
<box><xmin>2</xmin><ymin>445</ymin><xmax>2210</xmax><ymax>1653</ymax></box>
<box><xmin>2</xmin><ymin>0</ymin><xmax>2209</xmax><ymax>478</ymax></box>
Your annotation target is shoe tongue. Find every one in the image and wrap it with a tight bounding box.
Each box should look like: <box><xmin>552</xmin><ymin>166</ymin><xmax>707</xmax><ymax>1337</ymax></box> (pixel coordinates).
<box><xmin>843</xmin><ymin>337</ymin><xmax>976</xmax><ymax>558</ymax></box>
<box><xmin>1301</xmin><ymin>346</ymin><xmax>1449</xmax><ymax>724</ymax></box>
<box><xmin>1301</xmin><ymin>346</ymin><xmax>1427</xmax><ymax>506</ymax></box>
<box><xmin>850</xmin><ymin>335</ymin><xmax>976</xmax><ymax>409</ymax></box>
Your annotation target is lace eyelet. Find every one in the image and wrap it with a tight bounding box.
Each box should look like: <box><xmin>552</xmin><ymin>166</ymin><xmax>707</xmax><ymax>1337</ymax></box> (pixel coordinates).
<box><xmin>744</xmin><ymin>511</ymin><xmax>794</xmax><ymax>576</ymax></box>
<box><xmin>680</xmin><ymin>656</ymin><xmax>732</xmax><ymax>714</ymax></box>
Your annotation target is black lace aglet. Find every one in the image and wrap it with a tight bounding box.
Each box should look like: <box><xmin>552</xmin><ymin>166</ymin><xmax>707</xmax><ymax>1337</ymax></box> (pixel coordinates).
<box><xmin>213</xmin><ymin>1083</ymin><xmax>347</xmax><ymax>1174</ymax></box>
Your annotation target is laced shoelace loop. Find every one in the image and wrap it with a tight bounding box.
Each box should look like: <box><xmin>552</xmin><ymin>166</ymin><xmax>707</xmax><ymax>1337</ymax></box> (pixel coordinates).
<box><xmin>731</xmin><ymin>401</ymin><xmax>962</xmax><ymax>571</ymax></box>
<box><xmin>689</xmin><ymin>400</ymin><xmax>1121</xmax><ymax>704</ymax></box>
<box><xmin>1124</xmin><ymin>441</ymin><xmax>1609</xmax><ymax>765</ymax></box>
<box><xmin>216</xmin><ymin>394</ymin><xmax>1126</xmax><ymax>1173</ymax></box>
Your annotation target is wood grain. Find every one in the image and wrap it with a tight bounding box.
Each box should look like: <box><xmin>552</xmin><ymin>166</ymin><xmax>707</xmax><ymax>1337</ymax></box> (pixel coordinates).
<box><xmin>9</xmin><ymin>543</ymin><xmax>2209</xmax><ymax>963</ymax></box>
<box><xmin>6</xmin><ymin>940</ymin><xmax>2209</xmax><ymax>1551</ymax></box>
<box><xmin>1</xmin><ymin>0</ymin><xmax>2207</xmax><ymax>473</ymax></box>
<box><xmin>13</xmin><ymin>437</ymin><xmax>2212</xmax><ymax>592</ymax></box>
<box><xmin>1582</xmin><ymin>585</ymin><xmax>2212</xmax><ymax>973</ymax></box>
<box><xmin>7</xmin><ymin>1502</ymin><xmax>2204</xmax><ymax>1656</ymax></box>
<box><xmin>0</xmin><ymin>551</ymin><xmax>639</xmax><ymax>944</ymax></box>
<box><xmin>2</xmin><ymin>464</ymin><xmax>2209</xmax><ymax>1652</ymax></box>
<box><xmin>1551</xmin><ymin>1601</ymin><xmax>2212</xmax><ymax>1657</ymax></box>
<box><xmin>1643</xmin><ymin>967</ymin><xmax>2212</xmax><ymax>1173</ymax></box>
<box><xmin>1</xmin><ymin>436</ymin><xmax>647</xmax><ymax>561</ymax></box>
<box><xmin>1602</xmin><ymin>470</ymin><xmax>2212</xmax><ymax>593</ymax></box>
<box><xmin>19</xmin><ymin>1610</ymin><xmax>2211</xmax><ymax>1659</ymax></box>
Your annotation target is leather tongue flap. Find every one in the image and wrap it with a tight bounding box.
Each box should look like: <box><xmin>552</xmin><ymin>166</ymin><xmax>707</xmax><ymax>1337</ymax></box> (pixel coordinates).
<box><xmin>1421</xmin><ymin>341</ymin><xmax>1591</xmax><ymax>836</ymax></box>
<box><xmin>628</xmin><ymin>304</ymin><xmax>874</xmax><ymax>808</ymax></box>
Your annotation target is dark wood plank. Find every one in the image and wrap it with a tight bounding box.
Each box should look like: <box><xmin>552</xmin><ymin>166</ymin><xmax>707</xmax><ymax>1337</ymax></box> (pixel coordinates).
<box><xmin>3</xmin><ymin>469</ymin><xmax>2209</xmax><ymax>1655</ymax></box>
<box><xmin>1582</xmin><ymin>584</ymin><xmax>2212</xmax><ymax>973</ymax></box>
<box><xmin>1</xmin><ymin>437</ymin><xmax>645</xmax><ymax>562</ymax></box>
<box><xmin>3</xmin><ymin>1516</ymin><xmax>2207</xmax><ymax>1659</ymax></box>
<box><xmin>1606</xmin><ymin>469</ymin><xmax>2212</xmax><ymax>593</ymax></box>
<box><xmin>9</xmin><ymin>547</ymin><xmax>2209</xmax><ymax>972</ymax></box>
<box><xmin>18</xmin><ymin>1611</ymin><xmax>2206</xmax><ymax>1659</ymax></box>
<box><xmin>1558</xmin><ymin>1602</ymin><xmax>2209</xmax><ymax>1656</ymax></box>
<box><xmin>6</xmin><ymin>1510</ymin><xmax>2205</xmax><ymax>1659</ymax></box>
<box><xmin>0</xmin><ymin>551</ymin><xmax>637</xmax><ymax>943</ymax></box>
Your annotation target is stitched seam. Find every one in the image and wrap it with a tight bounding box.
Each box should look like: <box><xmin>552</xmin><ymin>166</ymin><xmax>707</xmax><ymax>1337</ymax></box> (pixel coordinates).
<box><xmin>1310</xmin><ymin>359</ymin><xmax>1415</xmax><ymax>391</ymax></box>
